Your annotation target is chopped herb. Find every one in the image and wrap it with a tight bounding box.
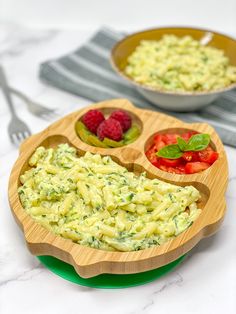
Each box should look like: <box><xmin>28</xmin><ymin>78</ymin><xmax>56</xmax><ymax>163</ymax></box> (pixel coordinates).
<box><xmin>127</xmin><ymin>193</ymin><xmax>135</xmax><ymax>201</ymax></box>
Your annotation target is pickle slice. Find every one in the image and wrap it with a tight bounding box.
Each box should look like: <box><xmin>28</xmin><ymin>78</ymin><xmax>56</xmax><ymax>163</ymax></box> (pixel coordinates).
<box><xmin>76</xmin><ymin>121</ymin><xmax>140</xmax><ymax>148</ymax></box>
<box><xmin>88</xmin><ymin>134</ymin><xmax>108</xmax><ymax>148</ymax></box>
<box><xmin>103</xmin><ymin>138</ymin><xmax>124</xmax><ymax>147</ymax></box>
<box><xmin>124</xmin><ymin>138</ymin><xmax>137</xmax><ymax>145</ymax></box>
<box><xmin>124</xmin><ymin>125</ymin><xmax>140</xmax><ymax>142</ymax></box>
<box><xmin>75</xmin><ymin>121</ymin><xmax>92</xmax><ymax>144</ymax></box>
<box><xmin>76</xmin><ymin>121</ymin><xmax>86</xmax><ymax>130</ymax></box>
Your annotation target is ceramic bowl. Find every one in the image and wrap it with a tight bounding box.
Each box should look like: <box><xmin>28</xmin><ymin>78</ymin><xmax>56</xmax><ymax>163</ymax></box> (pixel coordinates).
<box><xmin>111</xmin><ymin>27</ymin><xmax>236</xmax><ymax>112</ymax></box>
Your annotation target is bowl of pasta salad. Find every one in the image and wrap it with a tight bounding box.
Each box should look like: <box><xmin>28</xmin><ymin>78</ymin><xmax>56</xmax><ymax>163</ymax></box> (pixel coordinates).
<box><xmin>8</xmin><ymin>99</ymin><xmax>228</xmax><ymax>278</ymax></box>
<box><xmin>111</xmin><ymin>27</ymin><xmax>236</xmax><ymax>111</ymax></box>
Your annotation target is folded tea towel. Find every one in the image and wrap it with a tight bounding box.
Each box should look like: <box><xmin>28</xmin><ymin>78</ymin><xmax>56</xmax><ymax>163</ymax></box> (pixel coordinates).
<box><xmin>39</xmin><ymin>27</ymin><xmax>236</xmax><ymax>147</ymax></box>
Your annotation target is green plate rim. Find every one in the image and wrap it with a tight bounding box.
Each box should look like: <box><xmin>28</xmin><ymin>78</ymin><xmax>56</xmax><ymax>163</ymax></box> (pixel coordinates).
<box><xmin>37</xmin><ymin>254</ymin><xmax>186</xmax><ymax>289</ymax></box>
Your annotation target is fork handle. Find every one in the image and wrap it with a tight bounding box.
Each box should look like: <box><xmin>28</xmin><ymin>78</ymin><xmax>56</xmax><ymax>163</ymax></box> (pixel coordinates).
<box><xmin>0</xmin><ymin>65</ymin><xmax>17</xmax><ymax>117</ymax></box>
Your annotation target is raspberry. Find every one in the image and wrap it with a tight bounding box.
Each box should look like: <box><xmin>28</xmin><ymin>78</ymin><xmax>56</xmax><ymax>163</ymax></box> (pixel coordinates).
<box><xmin>82</xmin><ymin>109</ymin><xmax>105</xmax><ymax>134</ymax></box>
<box><xmin>109</xmin><ymin>110</ymin><xmax>132</xmax><ymax>132</ymax></box>
<box><xmin>97</xmin><ymin>118</ymin><xmax>123</xmax><ymax>141</ymax></box>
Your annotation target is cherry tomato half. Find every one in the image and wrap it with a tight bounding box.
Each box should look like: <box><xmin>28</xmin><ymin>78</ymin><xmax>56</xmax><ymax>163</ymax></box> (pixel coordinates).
<box><xmin>162</xmin><ymin>133</ymin><xmax>178</xmax><ymax>145</ymax></box>
<box><xmin>159</xmin><ymin>157</ymin><xmax>182</xmax><ymax>167</ymax></box>
<box><xmin>198</xmin><ymin>147</ymin><xmax>219</xmax><ymax>164</ymax></box>
<box><xmin>185</xmin><ymin>162</ymin><xmax>210</xmax><ymax>174</ymax></box>
<box><xmin>145</xmin><ymin>132</ymin><xmax>218</xmax><ymax>175</ymax></box>
<box><xmin>182</xmin><ymin>151</ymin><xmax>199</xmax><ymax>162</ymax></box>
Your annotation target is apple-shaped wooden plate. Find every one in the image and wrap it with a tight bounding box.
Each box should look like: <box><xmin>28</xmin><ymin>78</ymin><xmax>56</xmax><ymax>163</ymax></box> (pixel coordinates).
<box><xmin>8</xmin><ymin>99</ymin><xmax>228</xmax><ymax>278</ymax></box>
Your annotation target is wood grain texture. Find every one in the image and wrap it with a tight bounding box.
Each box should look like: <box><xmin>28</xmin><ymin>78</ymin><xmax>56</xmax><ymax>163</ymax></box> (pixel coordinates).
<box><xmin>8</xmin><ymin>99</ymin><xmax>228</xmax><ymax>278</ymax></box>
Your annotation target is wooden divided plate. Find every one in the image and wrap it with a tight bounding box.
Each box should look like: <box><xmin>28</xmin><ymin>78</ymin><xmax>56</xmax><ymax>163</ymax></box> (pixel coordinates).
<box><xmin>8</xmin><ymin>99</ymin><xmax>228</xmax><ymax>278</ymax></box>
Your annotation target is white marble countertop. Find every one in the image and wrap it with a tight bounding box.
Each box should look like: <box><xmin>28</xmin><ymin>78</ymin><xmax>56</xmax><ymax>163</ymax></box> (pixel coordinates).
<box><xmin>0</xmin><ymin>23</ymin><xmax>236</xmax><ymax>314</ymax></box>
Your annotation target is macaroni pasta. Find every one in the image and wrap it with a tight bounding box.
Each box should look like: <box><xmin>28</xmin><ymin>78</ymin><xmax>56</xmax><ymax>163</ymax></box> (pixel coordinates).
<box><xmin>125</xmin><ymin>35</ymin><xmax>236</xmax><ymax>92</ymax></box>
<box><xmin>18</xmin><ymin>144</ymin><xmax>201</xmax><ymax>251</ymax></box>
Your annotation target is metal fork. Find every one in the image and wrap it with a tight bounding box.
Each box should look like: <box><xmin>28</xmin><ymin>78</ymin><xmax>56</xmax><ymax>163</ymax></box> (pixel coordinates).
<box><xmin>0</xmin><ymin>66</ymin><xmax>31</xmax><ymax>145</ymax></box>
<box><xmin>9</xmin><ymin>87</ymin><xmax>59</xmax><ymax>120</ymax></box>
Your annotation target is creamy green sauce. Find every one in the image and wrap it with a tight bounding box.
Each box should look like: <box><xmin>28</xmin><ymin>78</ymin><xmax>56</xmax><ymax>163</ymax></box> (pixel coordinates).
<box><xmin>125</xmin><ymin>35</ymin><xmax>236</xmax><ymax>92</ymax></box>
<box><xmin>18</xmin><ymin>144</ymin><xmax>201</xmax><ymax>251</ymax></box>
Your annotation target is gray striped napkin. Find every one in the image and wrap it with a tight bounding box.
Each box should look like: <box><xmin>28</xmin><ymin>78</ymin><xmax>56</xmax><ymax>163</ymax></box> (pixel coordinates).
<box><xmin>39</xmin><ymin>27</ymin><xmax>236</xmax><ymax>147</ymax></box>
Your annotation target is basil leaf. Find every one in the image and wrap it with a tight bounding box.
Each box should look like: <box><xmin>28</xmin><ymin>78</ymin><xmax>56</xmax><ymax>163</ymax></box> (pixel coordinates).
<box><xmin>157</xmin><ymin>144</ymin><xmax>183</xmax><ymax>159</ymax></box>
<box><xmin>177</xmin><ymin>137</ymin><xmax>187</xmax><ymax>151</ymax></box>
<box><xmin>184</xmin><ymin>134</ymin><xmax>210</xmax><ymax>151</ymax></box>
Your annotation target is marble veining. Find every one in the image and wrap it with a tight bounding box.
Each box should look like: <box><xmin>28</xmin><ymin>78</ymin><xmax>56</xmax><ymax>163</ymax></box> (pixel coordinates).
<box><xmin>0</xmin><ymin>22</ymin><xmax>235</xmax><ymax>314</ymax></box>
<box><xmin>140</xmin><ymin>273</ymin><xmax>183</xmax><ymax>312</ymax></box>
<box><xmin>0</xmin><ymin>265</ymin><xmax>44</xmax><ymax>288</ymax></box>
<box><xmin>0</xmin><ymin>22</ymin><xmax>58</xmax><ymax>59</ymax></box>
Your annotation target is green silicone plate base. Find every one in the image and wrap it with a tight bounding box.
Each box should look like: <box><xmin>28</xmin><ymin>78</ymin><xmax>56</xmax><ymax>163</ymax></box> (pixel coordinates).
<box><xmin>37</xmin><ymin>254</ymin><xmax>186</xmax><ymax>289</ymax></box>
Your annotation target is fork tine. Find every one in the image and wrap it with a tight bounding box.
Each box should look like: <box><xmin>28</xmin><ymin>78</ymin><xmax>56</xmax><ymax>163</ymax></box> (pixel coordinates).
<box><xmin>15</xmin><ymin>133</ymin><xmax>22</xmax><ymax>143</ymax></box>
<box><xmin>17</xmin><ymin>132</ymin><xmax>24</xmax><ymax>143</ymax></box>
<box><xmin>17</xmin><ymin>132</ymin><xmax>28</xmax><ymax>144</ymax></box>
<box><xmin>18</xmin><ymin>132</ymin><xmax>25</xmax><ymax>141</ymax></box>
<box><xmin>35</xmin><ymin>106</ymin><xmax>60</xmax><ymax>119</ymax></box>
<box><xmin>11</xmin><ymin>133</ymin><xmax>20</xmax><ymax>145</ymax></box>
<box><xmin>43</xmin><ymin>108</ymin><xmax>58</xmax><ymax>114</ymax></box>
<box><xmin>54</xmin><ymin>109</ymin><xmax>62</xmax><ymax>115</ymax></box>
<box><xmin>23</xmin><ymin>131</ymin><xmax>31</xmax><ymax>138</ymax></box>
<box><xmin>33</xmin><ymin>106</ymin><xmax>60</xmax><ymax>118</ymax></box>
<box><xmin>40</xmin><ymin>113</ymin><xmax>58</xmax><ymax>121</ymax></box>
<box><xmin>10</xmin><ymin>88</ymin><xmax>59</xmax><ymax>115</ymax></box>
<box><xmin>49</xmin><ymin>112</ymin><xmax>60</xmax><ymax>118</ymax></box>
<box><xmin>51</xmin><ymin>108</ymin><xmax>59</xmax><ymax>113</ymax></box>
<box><xmin>10</xmin><ymin>133</ymin><xmax>16</xmax><ymax>144</ymax></box>
<box><xmin>39</xmin><ymin>113</ymin><xmax>52</xmax><ymax>121</ymax></box>
<box><xmin>51</xmin><ymin>109</ymin><xmax>60</xmax><ymax>115</ymax></box>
